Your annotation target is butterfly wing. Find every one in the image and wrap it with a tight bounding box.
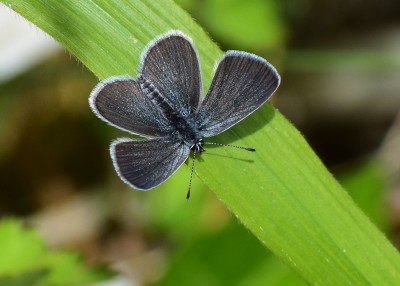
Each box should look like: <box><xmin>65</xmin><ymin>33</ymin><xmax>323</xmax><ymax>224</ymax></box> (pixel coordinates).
<box><xmin>110</xmin><ymin>138</ymin><xmax>190</xmax><ymax>190</ymax></box>
<box><xmin>139</xmin><ymin>30</ymin><xmax>202</xmax><ymax>116</ymax></box>
<box><xmin>196</xmin><ymin>51</ymin><xmax>280</xmax><ymax>137</ymax></box>
<box><xmin>89</xmin><ymin>76</ymin><xmax>173</xmax><ymax>137</ymax></box>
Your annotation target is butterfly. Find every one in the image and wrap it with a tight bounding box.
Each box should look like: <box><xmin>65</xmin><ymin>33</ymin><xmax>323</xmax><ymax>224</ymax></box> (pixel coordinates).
<box><xmin>89</xmin><ymin>30</ymin><xmax>280</xmax><ymax>198</ymax></box>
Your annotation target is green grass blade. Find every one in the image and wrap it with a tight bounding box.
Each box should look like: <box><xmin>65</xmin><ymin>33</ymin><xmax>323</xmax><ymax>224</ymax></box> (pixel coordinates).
<box><xmin>2</xmin><ymin>0</ymin><xmax>400</xmax><ymax>284</ymax></box>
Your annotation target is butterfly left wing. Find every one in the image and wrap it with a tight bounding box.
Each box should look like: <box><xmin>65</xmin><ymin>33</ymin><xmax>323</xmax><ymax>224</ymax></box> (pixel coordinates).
<box><xmin>90</xmin><ymin>76</ymin><xmax>174</xmax><ymax>138</ymax></box>
<box><xmin>196</xmin><ymin>51</ymin><xmax>280</xmax><ymax>137</ymax></box>
<box><xmin>110</xmin><ymin>138</ymin><xmax>190</xmax><ymax>190</ymax></box>
<box><xmin>139</xmin><ymin>31</ymin><xmax>202</xmax><ymax>116</ymax></box>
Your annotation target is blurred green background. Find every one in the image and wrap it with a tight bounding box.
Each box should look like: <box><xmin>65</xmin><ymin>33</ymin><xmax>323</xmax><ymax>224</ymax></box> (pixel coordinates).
<box><xmin>0</xmin><ymin>0</ymin><xmax>400</xmax><ymax>285</ymax></box>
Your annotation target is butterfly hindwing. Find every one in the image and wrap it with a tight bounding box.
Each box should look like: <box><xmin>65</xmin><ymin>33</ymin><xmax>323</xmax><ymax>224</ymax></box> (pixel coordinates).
<box><xmin>110</xmin><ymin>138</ymin><xmax>190</xmax><ymax>190</ymax></box>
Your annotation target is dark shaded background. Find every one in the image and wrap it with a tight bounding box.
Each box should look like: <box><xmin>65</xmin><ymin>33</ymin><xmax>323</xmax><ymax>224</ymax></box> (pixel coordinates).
<box><xmin>1</xmin><ymin>0</ymin><xmax>400</xmax><ymax>284</ymax></box>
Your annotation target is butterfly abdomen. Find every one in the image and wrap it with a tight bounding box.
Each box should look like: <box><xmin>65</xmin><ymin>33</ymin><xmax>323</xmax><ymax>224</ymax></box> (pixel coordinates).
<box><xmin>138</xmin><ymin>75</ymin><xmax>198</xmax><ymax>145</ymax></box>
<box><xmin>138</xmin><ymin>75</ymin><xmax>173</xmax><ymax>114</ymax></box>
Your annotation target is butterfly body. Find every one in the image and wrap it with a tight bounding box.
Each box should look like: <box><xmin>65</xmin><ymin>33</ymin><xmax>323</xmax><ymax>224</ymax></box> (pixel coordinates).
<box><xmin>89</xmin><ymin>30</ymin><xmax>280</xmax><ymax>191</ymax></box>
<box><xmin>138</xmin><ymin>73</ymin><xmax>201</xmax><ymax>150</ymax></box>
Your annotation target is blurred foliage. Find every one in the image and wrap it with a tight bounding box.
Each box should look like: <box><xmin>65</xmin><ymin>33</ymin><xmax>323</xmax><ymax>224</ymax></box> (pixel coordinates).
<box><xmin>0</xmin><ymin>219</ymin><xmax>111</xmax><ymax>286</ymax></box>
<box><xmin>155</xmin><ymin>222</ymin><xmax>306</xmax><ymax>286</ymax></box>
<box><xmin>339</xmin><ymin>161</ymin><xmax>388</xmax><ymax>230</ymax></box>
<box><xmin>175</xmin><ymin>0</ymin><xmax>287</xmax><ymax>52</ymax></box>
<box><xmin>0</xmin><ymin>54</ymin><xmax>105</xmax><ymax>215</ymax></box>
<box><xmin>285</xmin><ymin>50</ymin><xmax>400</xmax><ymax>73</ymax></box>
<box><xmin>150</xmin><ymin>160</ymin><xmax>389</xmax><ymax>286</ymax></box>
<box><xmin>0</xmin><ymin>0</ymin><xmax>399</xmax><ymax>285</ymax></box>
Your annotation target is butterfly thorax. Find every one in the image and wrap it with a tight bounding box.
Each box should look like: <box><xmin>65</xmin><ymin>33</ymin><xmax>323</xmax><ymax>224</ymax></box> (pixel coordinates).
<box><xmin>139</xmin><ymin>75</ymin><xmax>202</xmax><ymax>148</ymax></box>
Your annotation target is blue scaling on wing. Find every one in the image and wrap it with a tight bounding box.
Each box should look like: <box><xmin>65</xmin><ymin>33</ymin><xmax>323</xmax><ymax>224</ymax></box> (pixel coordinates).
<box><xmin>196</xmin><ymin>51</ymin><xmax>280</xmax><ymax>138</ymax></box>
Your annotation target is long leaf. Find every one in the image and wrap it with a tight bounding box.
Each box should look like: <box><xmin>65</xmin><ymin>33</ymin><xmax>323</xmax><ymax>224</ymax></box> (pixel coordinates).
<box><xmin>2</xmin><ymin>0</ymin><xmax>400</xmax><ymax>284</ymax></box>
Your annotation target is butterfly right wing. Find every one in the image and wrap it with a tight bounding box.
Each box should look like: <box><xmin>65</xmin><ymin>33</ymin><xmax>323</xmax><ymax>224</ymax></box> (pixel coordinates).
<box><xmin>110</xmin><ymin>138</ymin><xmax>190</xmax><ymax>190</ymax></box>
<box><xmin>89</xmin><ymin>76</ymin><xmax>173</xmax><ymax>138</ymax></box>
<box><xmin>196</xmin><ymin>51</ymin><xmax>280</xmax><ymax>137</ymax></box>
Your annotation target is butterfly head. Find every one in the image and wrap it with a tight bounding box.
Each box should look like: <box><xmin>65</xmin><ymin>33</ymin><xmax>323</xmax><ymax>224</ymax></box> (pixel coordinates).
<box><xmin>190</xmin><ymin>138</ymin><xmax>205</xmax><ymax>153</ymax></box>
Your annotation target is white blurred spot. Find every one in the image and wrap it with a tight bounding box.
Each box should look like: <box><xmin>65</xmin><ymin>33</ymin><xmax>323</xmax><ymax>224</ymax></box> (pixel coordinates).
<box><xmin>0</xmin><ymin>4</ymin><xmax>61</xmax><ymax>83</ymax></box>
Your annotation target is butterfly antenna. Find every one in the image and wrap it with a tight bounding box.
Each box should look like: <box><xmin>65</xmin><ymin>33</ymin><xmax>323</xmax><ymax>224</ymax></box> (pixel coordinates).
<box><xmin>203</xmin><ymin>142</ymin><xmax>255</xmax><ymax>152</ymax></box>
<box><xmin>186</xmin><ymin>151</ymin><xmax>197</xmax><ymax>200</ymax></box>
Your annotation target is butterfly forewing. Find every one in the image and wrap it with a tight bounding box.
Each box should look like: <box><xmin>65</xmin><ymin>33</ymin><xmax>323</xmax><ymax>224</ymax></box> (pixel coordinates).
<box><xmin>196</xmin><ymin>51</ymin><xmax>280</xmax><ymax>137</ymax></box>
<box><xmin>90</xmin><ymin>76</ymin><xmax>173</xmax><ymax>138</ymax></box>
<box><xmin>111</xmin><ymin>138</ymin><xmax>190</xmax><ymax>190</ymax></box>
<box><xmin>139</xmin><ymin>31</ymin><xmax>202</xmax><ymax>116</ymax></box>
